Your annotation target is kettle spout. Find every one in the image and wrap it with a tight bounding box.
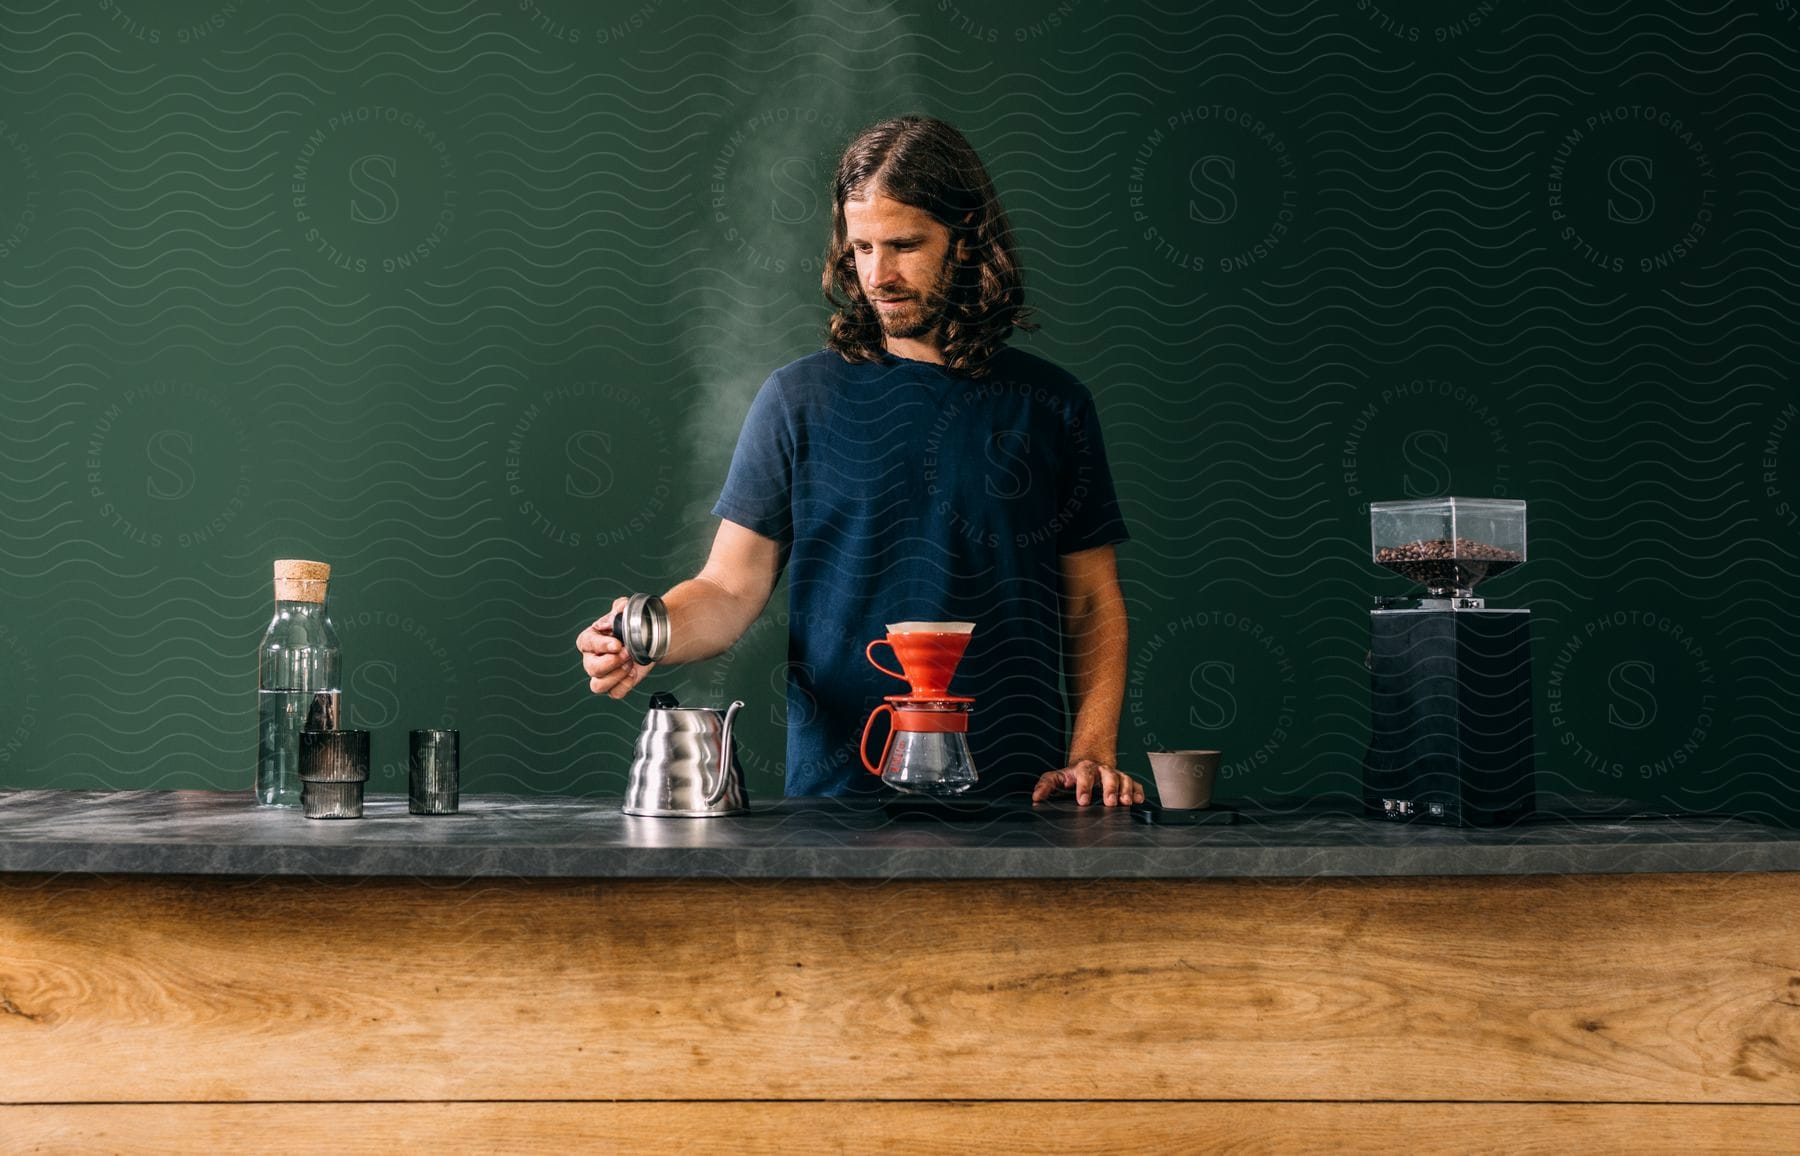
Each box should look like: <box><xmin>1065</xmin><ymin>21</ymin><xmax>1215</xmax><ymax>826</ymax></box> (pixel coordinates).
<box><xmin>705</xmin><ymin>700</ymin><xmax>745</xmax><ymax>807</ymax></box>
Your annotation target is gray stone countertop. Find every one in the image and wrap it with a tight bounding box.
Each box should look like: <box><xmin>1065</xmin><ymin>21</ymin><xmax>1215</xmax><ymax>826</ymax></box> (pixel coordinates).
<box><xmin>1</xmin><ymin>789</ymin><xmax>1796</xmax><ymax>879</ymax></box>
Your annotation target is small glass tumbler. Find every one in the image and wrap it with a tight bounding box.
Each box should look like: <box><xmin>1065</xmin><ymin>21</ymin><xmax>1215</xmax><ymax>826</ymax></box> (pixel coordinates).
<box><xmin>299</xmin><ymin>729</ymin><xmax>370</xmax><ymax>819</ymax></box>
<box><xmin>409</xmin><ymin>729</ymin><xmax>460</xmax><ymax>814</ymax></box>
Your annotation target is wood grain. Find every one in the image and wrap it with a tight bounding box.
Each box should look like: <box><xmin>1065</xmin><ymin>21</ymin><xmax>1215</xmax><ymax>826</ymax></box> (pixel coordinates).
<box><xmin>6</xmin><ymin>1102</ymin><xmax>1800</xmax><ymax>1155</ymax></box>
<box><xmin>2</xmin><ymin>873</ymin><xmax>1796</xmax><ymax>1104</ymax></box>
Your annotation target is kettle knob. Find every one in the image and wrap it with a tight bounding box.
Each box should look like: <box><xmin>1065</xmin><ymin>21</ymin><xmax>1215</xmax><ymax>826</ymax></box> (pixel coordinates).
<box><xmin>647</xmin><ymin>691</ymin><xmax>680</xmax><ymax>711</ymax></box>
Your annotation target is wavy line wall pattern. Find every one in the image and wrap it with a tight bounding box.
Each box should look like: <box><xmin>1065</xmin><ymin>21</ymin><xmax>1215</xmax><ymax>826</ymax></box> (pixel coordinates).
<box><xmin>0</xmin><ymin>0</ymin><xmax>1794</xmax><ymax>825</ymax></box>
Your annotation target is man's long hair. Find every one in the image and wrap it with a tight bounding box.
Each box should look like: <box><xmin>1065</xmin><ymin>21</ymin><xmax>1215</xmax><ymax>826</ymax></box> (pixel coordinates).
<box><xmin>822</xmin><ymin>116</ymin><xmax>1035</xmax><ymax>377</ymax></box>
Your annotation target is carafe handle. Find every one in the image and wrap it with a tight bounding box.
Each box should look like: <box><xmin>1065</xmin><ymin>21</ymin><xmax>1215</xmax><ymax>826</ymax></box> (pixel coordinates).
<box><xmin>705</xmin><ymin>699</ymin><xmax>745</xmax><ymax>807</ymax></box>
<box><xmin>860</xmin><ymin>703</ymin><xmax>895</xmax><ymax>775</ymax></box>
<box><xmin>866</xmin><ymin>639</ymin><xmax>907</xmax><ymax>683</ymax></box>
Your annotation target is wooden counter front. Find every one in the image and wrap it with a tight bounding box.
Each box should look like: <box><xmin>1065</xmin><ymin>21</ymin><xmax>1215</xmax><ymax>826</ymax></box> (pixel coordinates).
<box><xmin>4</xmin><ymin>871</ymin><xmax>1798</xmax><ymax>1151</ymax></box>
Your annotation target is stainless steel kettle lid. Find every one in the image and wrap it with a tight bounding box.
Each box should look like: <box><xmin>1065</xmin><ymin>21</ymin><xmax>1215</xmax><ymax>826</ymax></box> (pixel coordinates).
<box><xmin>613</xmin><ymin>593</ymin><xmax>671</xmax><ymax>666</ymax></box>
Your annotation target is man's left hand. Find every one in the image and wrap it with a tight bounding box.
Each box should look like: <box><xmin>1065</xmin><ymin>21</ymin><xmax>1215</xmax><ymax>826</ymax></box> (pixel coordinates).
<box><xmin>1032</xmin><ymin>758</ymin><xmax>1145</xmax><ymax>807</ymax></box>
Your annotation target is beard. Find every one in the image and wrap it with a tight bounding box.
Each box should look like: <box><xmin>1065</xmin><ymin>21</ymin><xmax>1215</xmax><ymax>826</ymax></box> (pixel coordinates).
<box><xmin>868</xmin><ymin>260</ymin><xmax>951</xmax><ymax>340</ymax></box>
<box><xmin>874</xmin><ymin>295</ymin><xmax>946</xmax><ymax>340</ymax></box>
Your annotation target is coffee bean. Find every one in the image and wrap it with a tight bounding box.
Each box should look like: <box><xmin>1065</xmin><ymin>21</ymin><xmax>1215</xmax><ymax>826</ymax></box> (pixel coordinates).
<box><xmin>1375</xmin><ymin>537</ymin><xmax>1523</xmax><ymax>592</ymax></box>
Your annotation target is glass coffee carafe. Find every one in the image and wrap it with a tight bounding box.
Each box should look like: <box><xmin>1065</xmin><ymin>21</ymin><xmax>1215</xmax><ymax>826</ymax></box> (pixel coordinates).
<box><xmin>860</xmin><ymin>622</ymin><xmax>979</xmax><ymax>795</ymax></box>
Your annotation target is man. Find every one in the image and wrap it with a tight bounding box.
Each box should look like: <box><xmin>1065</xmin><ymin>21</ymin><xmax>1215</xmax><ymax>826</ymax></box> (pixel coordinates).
<box><xmin>576</xmin><ymin>115</ymin><xmax>1142</xmax><ymax>807</ymax></box>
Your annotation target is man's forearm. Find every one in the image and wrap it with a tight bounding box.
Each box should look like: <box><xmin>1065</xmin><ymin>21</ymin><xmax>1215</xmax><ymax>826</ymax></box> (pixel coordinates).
<box><xmin>657</xmin><ymin>576</ymin><xmax>762</xmax><ymax>665</ymax></box>
<box><xmin>1066</xmin><ymin>588</ymin><xmax>1128</xmax><ymax>765</ymax></box>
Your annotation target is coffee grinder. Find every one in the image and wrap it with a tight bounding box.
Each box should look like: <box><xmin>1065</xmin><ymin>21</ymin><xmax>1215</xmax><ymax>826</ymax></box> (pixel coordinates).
<box><xmin>861</xmin><ymin>622</ymin><xmax>979</xmax><ymax>796</ymax></box>
<box><xmin>1361</xmin><ymin>498</ymin><xmax>1535</xmax><ymax>826</ymax></box>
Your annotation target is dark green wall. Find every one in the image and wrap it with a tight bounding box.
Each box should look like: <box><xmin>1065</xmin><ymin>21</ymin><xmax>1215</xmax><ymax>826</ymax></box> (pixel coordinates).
<box><xmin>2</xmin><ymin>1</ymin><xmax>1795</xmax><ymax>824</ymax></box>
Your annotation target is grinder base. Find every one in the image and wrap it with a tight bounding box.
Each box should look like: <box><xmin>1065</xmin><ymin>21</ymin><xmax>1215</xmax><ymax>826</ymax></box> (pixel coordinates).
<box><xmin>1361</xmin><ymin>606</ymin><xmax>1536</xmax><ymax>827</ymax></box>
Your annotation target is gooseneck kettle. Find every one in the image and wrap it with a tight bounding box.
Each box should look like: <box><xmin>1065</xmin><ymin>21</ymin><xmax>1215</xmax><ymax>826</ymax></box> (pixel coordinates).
<box><xmin>622</xmin><ymin>692</ymin><xmax>750</xmax><ymax>817</ymax></box>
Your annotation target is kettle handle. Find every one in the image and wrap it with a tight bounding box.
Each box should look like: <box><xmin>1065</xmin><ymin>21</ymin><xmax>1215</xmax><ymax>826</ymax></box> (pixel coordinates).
<box><xmin>860</xmin><ymin>703</ymin><xmax>895</xmax><ymax>775</ymax></box>
<box><xmin>705</xmin><ymin>700</ymin><xmax>745</xmax><ymax>807</ymax></box>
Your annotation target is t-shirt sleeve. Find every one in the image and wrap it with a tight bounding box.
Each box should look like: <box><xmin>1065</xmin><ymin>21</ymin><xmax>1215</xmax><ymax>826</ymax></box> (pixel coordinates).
<box><xmin>711</xmin><ymin>371</ymin><xmax>795</xmax><ymax>546</ymax></box>
<box><xmin>1056</xmin><ymin>386</ymin><xmax>1130</xmax><ymax>555</ymax></box>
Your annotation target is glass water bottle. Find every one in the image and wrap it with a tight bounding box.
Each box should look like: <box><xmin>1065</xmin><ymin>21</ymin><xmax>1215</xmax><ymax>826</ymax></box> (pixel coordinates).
<box><xmin>256</xmin><ymin>559</ymin><xmax>343</xmax><ymax>806</ymax></box>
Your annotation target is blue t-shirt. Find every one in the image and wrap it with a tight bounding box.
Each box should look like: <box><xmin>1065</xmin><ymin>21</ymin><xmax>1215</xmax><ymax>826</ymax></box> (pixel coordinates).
<box><xmin>711</xmin><ymin>345</ymin><xmax>1129</xmax><ymax>798</ymax></box>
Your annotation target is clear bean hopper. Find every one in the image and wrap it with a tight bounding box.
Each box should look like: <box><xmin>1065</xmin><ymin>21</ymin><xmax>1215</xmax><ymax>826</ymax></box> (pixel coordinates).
<box><xmin>1361</xmin><ymin>497</ymin><xmax>1535</xmax><ymax>827</ymax></box>
<box><xmin>1370</xmin><ymin>497</ymin><xmax>1526</xmax><ymax>604</ymax></box>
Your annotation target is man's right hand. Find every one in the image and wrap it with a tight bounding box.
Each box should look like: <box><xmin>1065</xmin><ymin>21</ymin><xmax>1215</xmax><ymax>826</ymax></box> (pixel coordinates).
<box><xmin>576</xmin><ymin>595</ymin><xmax>656</xmax><ymax>699</ymax></box>
<box><xmin>574</xmin><ymin>521</ymin><xmax>779</xmax><ymax>700</ymax></box>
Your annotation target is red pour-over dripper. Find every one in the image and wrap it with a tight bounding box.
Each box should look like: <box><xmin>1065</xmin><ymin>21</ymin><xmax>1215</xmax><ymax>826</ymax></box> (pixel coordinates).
<box><xmin>862</xmin><ymin>623</ymin><xmax>979</xmax><ymax>787</ymax></box>
<box><xmin>865</xmin><ymin>622</ymin><xmax>974</xmax><ymax>699</ymax></box>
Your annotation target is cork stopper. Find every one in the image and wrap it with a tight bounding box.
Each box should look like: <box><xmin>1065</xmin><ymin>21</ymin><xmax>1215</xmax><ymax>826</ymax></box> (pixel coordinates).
<box><xmin>273</xmin><ymin>558</ymin><xmax>331</xmax><ymax>603</ymax></box>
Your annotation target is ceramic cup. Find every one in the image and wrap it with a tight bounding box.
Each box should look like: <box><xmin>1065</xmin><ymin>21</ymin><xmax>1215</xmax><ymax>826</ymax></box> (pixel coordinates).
<box><xmin>1147</xmin><ymin>749</ymin><xmax>1221</xmax><ymax>810</ymax></box>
